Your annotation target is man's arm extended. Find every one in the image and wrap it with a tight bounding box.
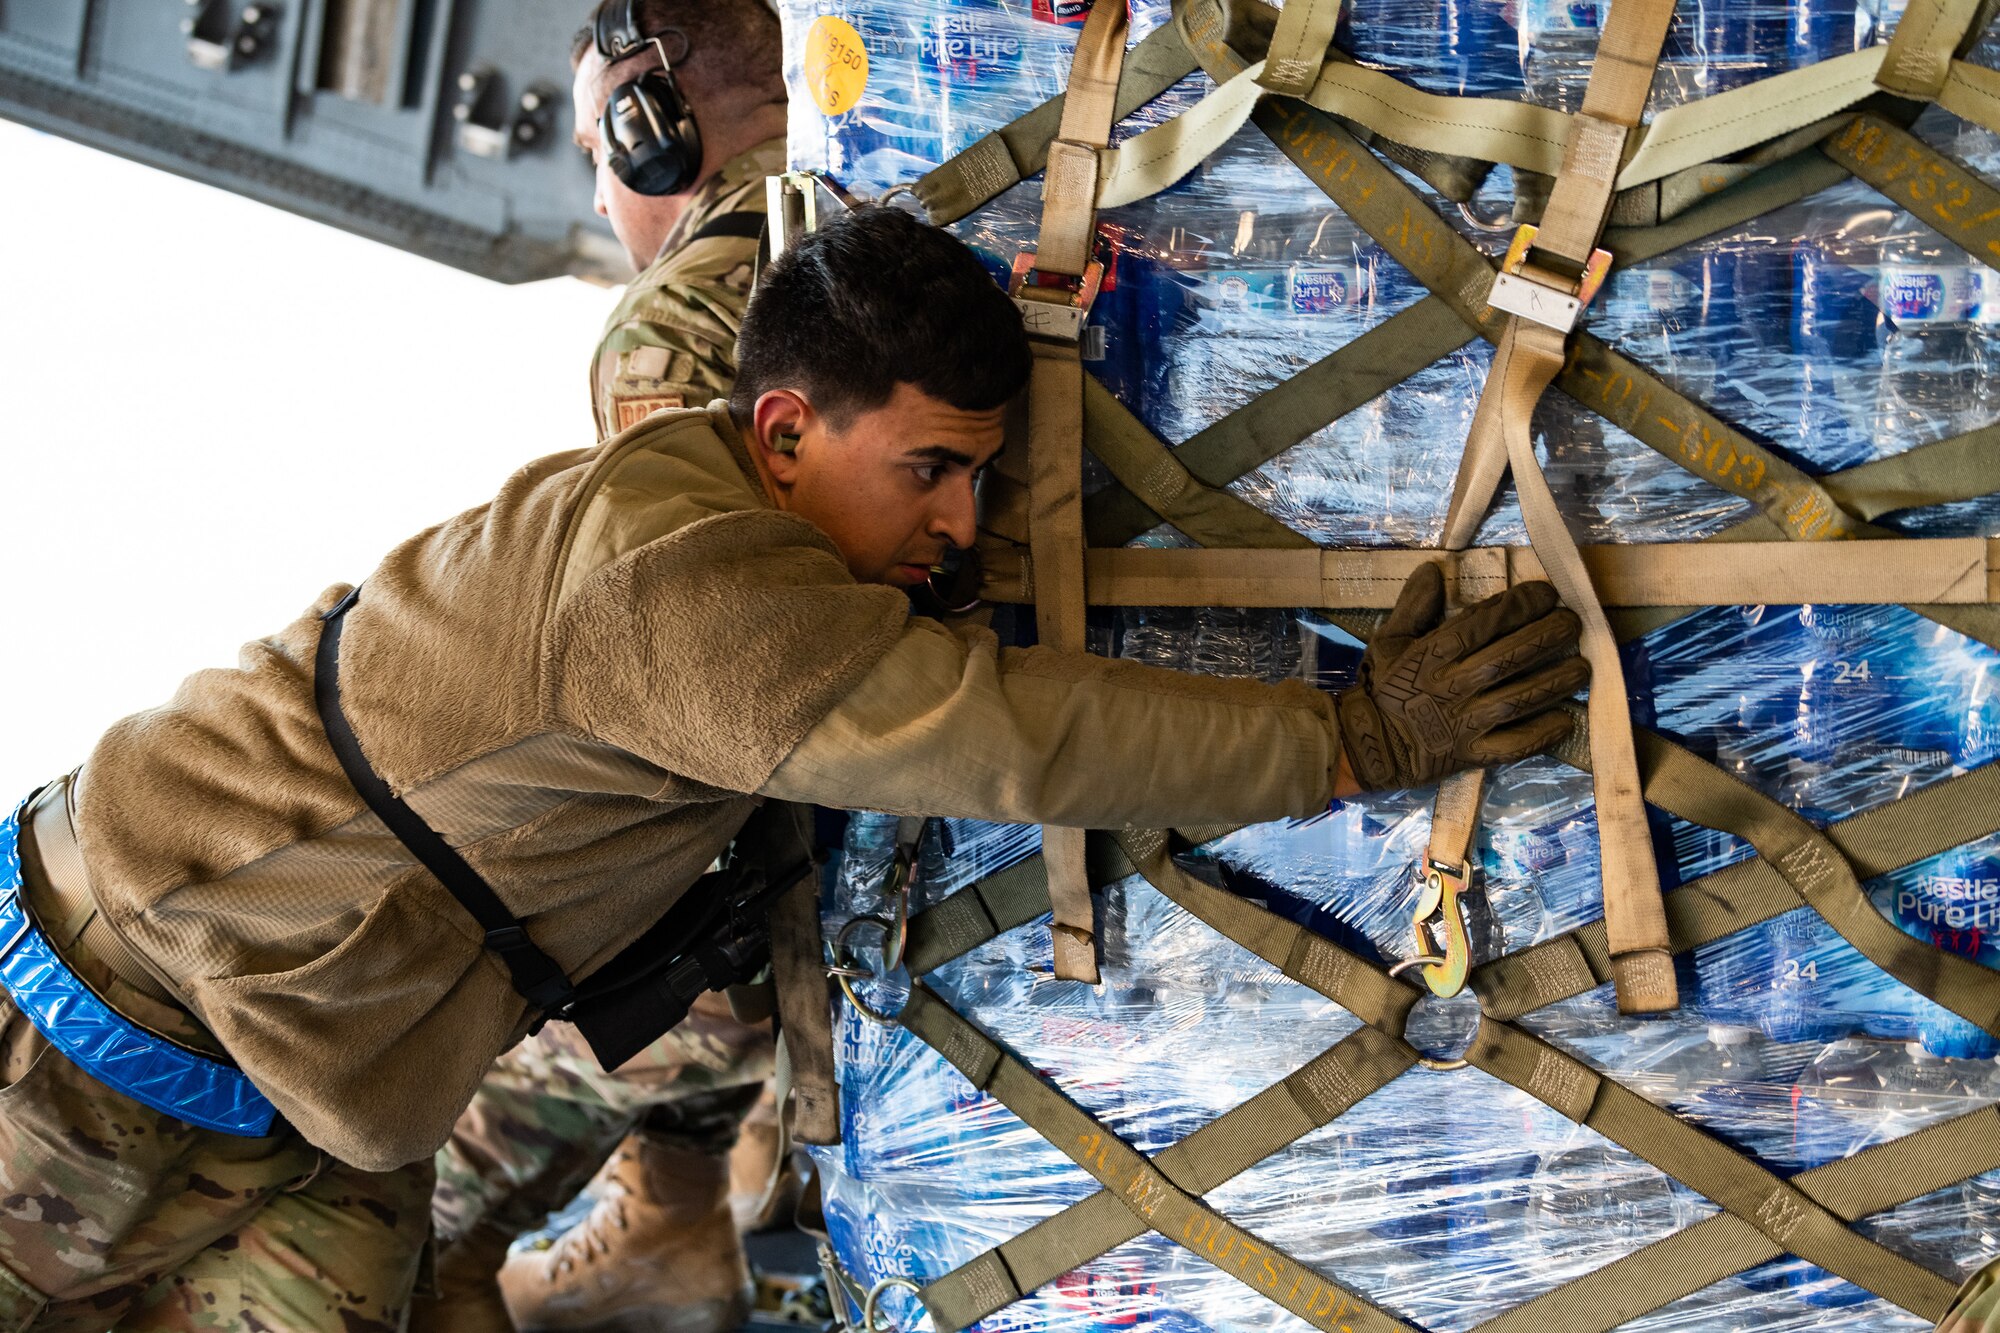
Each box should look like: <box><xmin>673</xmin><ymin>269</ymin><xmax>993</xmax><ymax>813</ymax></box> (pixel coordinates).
<box><xmin>758</xmin><ymin>615</ymin><xmax>1345</xmax><ymax>827</ymax></box>
<box><xmin>764</xmin><ymin>564</ymin><xmax>1586</xmax><ymax>825</ymax></box>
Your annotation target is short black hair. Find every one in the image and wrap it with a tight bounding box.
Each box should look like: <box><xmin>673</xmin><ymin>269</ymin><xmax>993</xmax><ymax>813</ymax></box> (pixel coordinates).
<box><xmin>731</xmin><ymin>207</ymin><xmax>1031</xmax><ymax>427</ymax></box>
<box><xmin>571</xmin><ymin>0</ymin><xmax>783</xmax><ymax>106</ymax></box>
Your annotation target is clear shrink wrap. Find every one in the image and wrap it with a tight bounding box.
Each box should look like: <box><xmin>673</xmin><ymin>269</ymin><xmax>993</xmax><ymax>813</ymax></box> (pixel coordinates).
<box><xmin>779</xmin><ymin>0</ymin><xmax>2000</xmax><ymax>1326</ymax></box>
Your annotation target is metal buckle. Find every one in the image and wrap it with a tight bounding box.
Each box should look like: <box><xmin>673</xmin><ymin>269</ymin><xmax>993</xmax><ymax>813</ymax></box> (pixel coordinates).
<box><xmin>1009</xmin><ymin>249</ymin><xmax>1104</xmax><ymax>343</ymax></box>
<box><xmin>1410</xmin><ymin>857</ymin><xmax>1473</xmax><ymax>999</ymax></box>
<box><xmin>1485</xmin><ymin>223</ymin><xmax>1611</xmax><ymax>333</ymax></box>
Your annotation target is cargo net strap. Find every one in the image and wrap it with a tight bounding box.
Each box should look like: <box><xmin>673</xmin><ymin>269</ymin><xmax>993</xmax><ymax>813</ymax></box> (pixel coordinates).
<box><xmin>826</xmin><ymin>0</ymin><xmax>2000</xmax><ymax>1327</ymax></box>
<box><xmin>883</xmin><ymin>819</ymin><xmax>2000</xmax><ymax>1333</ymax></box>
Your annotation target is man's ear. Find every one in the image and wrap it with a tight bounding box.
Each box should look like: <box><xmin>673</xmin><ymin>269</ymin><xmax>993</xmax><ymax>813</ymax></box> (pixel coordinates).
<box><xmin>750</xmin><ymin>388</ymin><xmax>814</xmax><ymax>487</ymax></box>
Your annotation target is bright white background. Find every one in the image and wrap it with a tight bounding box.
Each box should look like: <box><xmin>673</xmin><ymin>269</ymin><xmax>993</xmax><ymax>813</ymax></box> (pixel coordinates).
<box><xmin>0</xmin><ymin>121</ymin><xmax>613</xmax><ymax>796</ymax></box>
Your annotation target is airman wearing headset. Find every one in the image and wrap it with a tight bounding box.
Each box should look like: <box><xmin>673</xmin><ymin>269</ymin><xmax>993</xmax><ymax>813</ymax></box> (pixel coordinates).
<box><xmin>578</xmin><ymin>0</ymin><xmax>789</xmax><ymax>443</ymax></box>
<box><xmin>409</xmin><ymin>4</ymin><xmax>792</xmax><ymax>1332</ymax></box>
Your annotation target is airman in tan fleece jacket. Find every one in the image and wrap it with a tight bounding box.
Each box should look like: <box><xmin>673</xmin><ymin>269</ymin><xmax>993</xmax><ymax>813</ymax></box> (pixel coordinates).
<box><xmin>72</xmin><ymin>400</ymin><xmax>1351</xmax><ymax>1174</ymax></box>
<box><xmin>0</xmin><ymin>206</ymin><xmax>1584</xmax><ymax>1331</ymax></box>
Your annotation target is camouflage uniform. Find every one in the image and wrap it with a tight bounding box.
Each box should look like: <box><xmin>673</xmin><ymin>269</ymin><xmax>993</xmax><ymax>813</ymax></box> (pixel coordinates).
<box><xmin>430</xmin><ymin>994</ymin><xmax>770</xmax><ymax>1247</ymax></box>
<box><xmin>432</xmin><ymin>136</ymin><xmax>786</xmax><ymax>1255</ymax></box>
<box><xmin>589</xmin><ymin>139</ymin><xmax>785</xmax><ymax>440</ymax></box>
<box><xmin>0</xmin><ymin>830</ymin><xmax>428</xmax><ymax>1332</ymax></box>
<box><xmin>1941</xmin><ymin>1258</ymin><xmax>2000</xmax><ymax>1332</ymax></box>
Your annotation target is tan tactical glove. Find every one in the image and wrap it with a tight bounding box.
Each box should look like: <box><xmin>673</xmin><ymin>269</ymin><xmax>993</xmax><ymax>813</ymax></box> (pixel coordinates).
<box><xmin>1336</xmin><ymin>562</ymin><xmax>1588</xmax><ymax>791</ymax></box>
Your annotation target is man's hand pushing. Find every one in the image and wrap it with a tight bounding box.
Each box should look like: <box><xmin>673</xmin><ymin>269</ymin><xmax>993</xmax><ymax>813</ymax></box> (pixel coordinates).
<box><xmin>1335</xmin><ymin>563</ymin><xmax>1588</xmax><ymax>792</ymax></box>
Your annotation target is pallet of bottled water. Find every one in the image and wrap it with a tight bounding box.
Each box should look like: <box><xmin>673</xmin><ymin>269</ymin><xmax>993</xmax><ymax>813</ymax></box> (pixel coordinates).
<box><xmin>778</xmin><ymin>0</ymin><xmax>2000</xmax><ymax>1327</ymax></box>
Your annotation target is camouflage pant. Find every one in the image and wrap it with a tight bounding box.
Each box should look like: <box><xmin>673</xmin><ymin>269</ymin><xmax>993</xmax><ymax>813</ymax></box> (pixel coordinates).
<box><xmin>0</xmin><ymin>938</ymin><xmax>428</xmax><ymax>1332</ymax></box>
<box><xmin>430</xmin><ymin>990</ymin><xmax>773</xmax><ymax>1246</ymax></box>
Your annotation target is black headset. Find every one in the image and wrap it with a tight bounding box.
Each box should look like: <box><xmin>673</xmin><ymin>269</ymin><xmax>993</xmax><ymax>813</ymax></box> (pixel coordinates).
<box><xmin>593</xmin><ymin>0</ymin><xmax>703</xmax><ymax>197</ymax></box>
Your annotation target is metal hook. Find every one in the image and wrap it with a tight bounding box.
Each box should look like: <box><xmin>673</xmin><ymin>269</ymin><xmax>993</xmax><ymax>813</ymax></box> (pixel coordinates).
<box><xmin>1410</xmin><ymin>857</ymin><xmax>1473</xmax><ymax>999</ymax></box>
<box><xmin>879</xmin><ymin>852</ymin><xmax>912</xmax><ymax>973</ymax></box>
<box><xmin>862</xmin><ymin>1275</ymin><xmax>925</xmax><ymax>1331</ymax></box>
<box><xmin>833</xmin><ymin>915</ymin><xmax>904</xmax><ymax>1025</ymax></box>
<box><xmin>1458</xmin><ymin>199</ymin><xmax>1515</xmax><ymax>233</ymax></box>
<box><xmin>1387</xmin><ymin>955</ymin><xmax>1473</xmax><ymax>1071</ymax></box>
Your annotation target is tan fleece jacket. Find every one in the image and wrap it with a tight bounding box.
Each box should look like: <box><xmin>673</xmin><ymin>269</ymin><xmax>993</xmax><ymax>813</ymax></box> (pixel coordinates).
<box><xmin>73</xmin><ymin>405</ymin><xmax>1341</xmax><ymax>1171</ymax></box>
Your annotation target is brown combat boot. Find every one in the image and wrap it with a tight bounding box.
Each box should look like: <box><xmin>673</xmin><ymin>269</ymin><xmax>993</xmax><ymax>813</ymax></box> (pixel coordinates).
<box><xmin>498</xmin><ymin>1136</ymin><xmax>753</xmax><ymax>1333</ymax></box>
<box><xmin>726</xmin><ymin>1085</ymin><xmax>794</xmax><ymax>1233</ymax></box>
<box><xmin>408</xmin><ymin>1220</ymin><xmax>517</xmax><ymax>1333</ymax></box>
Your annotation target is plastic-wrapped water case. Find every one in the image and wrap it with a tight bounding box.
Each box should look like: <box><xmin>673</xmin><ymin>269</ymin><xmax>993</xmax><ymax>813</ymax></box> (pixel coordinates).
<box><xmin>780</xmin><ymin>0</ymin><xmax>2000</xmax><ymax>1328</ymax></box>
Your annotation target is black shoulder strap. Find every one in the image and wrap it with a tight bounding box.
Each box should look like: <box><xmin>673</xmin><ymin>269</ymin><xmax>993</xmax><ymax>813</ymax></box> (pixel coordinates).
<box><xmin>313</xmin><ymin>588</ymin><xmax>575</xmax><ymax>1016</ymax></box>
<box><xmin>687</xmin><ymin>210</ymin><xmax>767</xmax><ymax>244</ymax></box>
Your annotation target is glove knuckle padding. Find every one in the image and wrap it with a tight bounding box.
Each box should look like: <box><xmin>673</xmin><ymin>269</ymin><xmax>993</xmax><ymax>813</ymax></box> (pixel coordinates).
<box><xmin>1336</xmin><ymin>574</ymin><xmax>1587</xmax><ymax>792</ymax></box>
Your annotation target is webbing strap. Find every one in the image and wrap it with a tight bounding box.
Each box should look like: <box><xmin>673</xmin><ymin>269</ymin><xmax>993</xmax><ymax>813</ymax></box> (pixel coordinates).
<box><xmin>1112</xmin><ymin>828</ymin><xmax>1960</xmax><ymax>1321</ymax></box>
<box><xmin>1081</xmin><ymin>111</ymin><xmax>1905</xmax><ymax>555</ymax></box>
<box><xmin>912</xmin><ymin>20</ymin><xmax>1196</xmax><ymax>226</ymax></box>
<box><xmin>1825</xmin><ymin>112</ymin><xmax>2000</xmax><ymax>277</ymax></box>
<box><xmin>1474</xmin><ymin>1104</ymin><xmax>2000</xmax><ymax>1333</ymax></box>
<box><xmin>1152</xmin><ymin>0</ymin><xmax>1965</xmax><ymax>204</ymax></box>
<box><xmin>1245</xmin><ymin>92</ymin><xmax>2000</xmax><ymax>665</ymax></box>
<box><xmin>1244</xmin><ymin>95</ymin><xmax>1893</xmax><ymax>549</ymax></box>
<box><xmin>1939</xmin><ymin>57</ymin><xmax>2000</xmax><ymax>137</ymax></box>
<box><xmin>1522</xmin><ymin>117</ymin><xmax>1852</xmax><ymax>230</ymax></box>
<box><xmin>1422</xmin><ymin>767</ymin><xmax>1484</xmax><ymax>909</ymax></box>
<box><xmin>1256</xmin><ymin>0</ymin><xmax>1340</xmax><ymax>96</ymax></box>
<box><xmin>1424</xmin><ymin>249</ymin><xmax>1564</xmax><ymax>967</ymax></box>
<box><xmin>1097</xmin><ymin>60</ymin><xmax>1268</xmax><ymax>209</ymax></box>
<box><xmin>1083</xmin><ymin>297</ymin><xmax>1477</xmax><ymax>547</ymax></box>
<box><xmin>1615</xmin><ymin>47</ymin><xmax>1891</xmax><ymax>189</ymax></box>
<box><xmin>1038</xmin><ymin>0</ymin><xmax>1129</xmax><ymax>278</ymax></box>
<box><xmin>978</xmin><ymin>538</ymin><xmax>1998</xmax><ymax>608</ymax></box>
<box><xmin>1449</xmin><ymin>0</ymin><xmax>1668</xmax><ymax>1016</ymax></box>
<box><xmin>314</xmin><ymin>589</ymin><xmax>574</xmax><ymax>1016</ymax></box>
<box><xmin>1632</xmin><ymin>729</ymin><xmax>2000</xmax><ymax>1038</ymax></box>
<box><xmin>1780</xmin><ymin>418</ymin><xmax>2000</xmax><ymax>524</ymax></box>
<box><xmin>1467</xmin><ymin>1019</ymin><xmax>1959</xmax><ymax>1320</ymax></box>
<box><xmin>919</xmin><ymin>1026</ymin><xmax>1415</xmax><ymax>1331</ymax></box>
<box><xmin>1112</xmin><ymin>829</ymin><xmax>1975</xmax><ymax>1320</ymax></box>
<box><xmin>1880</xmin><ymin>0</ymin><xmax>1989</xmax><ymax>98</ymax></box>
<box><xmin>1080</xmin><ymin>367</ymin><xmax>1315</xmax><ymax>551</ymax></box>
<box><xmin>1619</xmin><ymin>421</ymin><xmax>2000</xmax><ymax>651</ymax></box>
<box><xmin>1022</xmin><ymin>0</ymin><xmax>2000</xmax><ymax>237</ymax></box>
<box><xmin>1474</xmin><ymin>733</ymin><xmax>2000</xmax><ymax>1039</ymax></box>
<box><xmin>899</xmin><ymin>986</ymin><xmax>1418</xmax><ymax>1333</ymax></box>
<box><xmin>770</xmin><ymin>865</ymin><xmax>840</xmax><ymax>1145</ymax></box>
<box><xmin>1501</xmin><ymin>320</ymin><xmax>1681</xmax><ymax>1012</ymax></box>
<box><xmin>1022</xmin><ymin>2</ymin><xmax>1131</xmax><ymax>983</ymax></box>
<box><xmin>904</xmin><ymin>853</ymin><xmax>1058</xmax><ymax>978</ymax></box>
<box><xmin>1116</xmin><ymin>831</ymin><xmax>1425</xmax><ymax>1031</ymax></box>
<box><xmin>1026</xmin><ymin>339</ymin><xmax>1098</xmax><ymax>983</ymax></box>
<box><xmin>883</xmin><ymin>751</ymin><xmax>2000</xmax><ymax>1325</ymax></box>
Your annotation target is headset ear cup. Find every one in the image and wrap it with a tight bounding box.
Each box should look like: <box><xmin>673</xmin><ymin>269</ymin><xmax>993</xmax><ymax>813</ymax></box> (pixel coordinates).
<box><xmin>602</xmin><ymin>72</ymin><xmax>701</xmax><ymax>197</ymax></box>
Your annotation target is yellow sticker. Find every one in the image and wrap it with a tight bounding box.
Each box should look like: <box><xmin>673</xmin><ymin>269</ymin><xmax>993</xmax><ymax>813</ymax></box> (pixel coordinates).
<box><xmin>804</xmin><ymin>16</ymin><xmax>868</xmax><ymax>117</ymax></box>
